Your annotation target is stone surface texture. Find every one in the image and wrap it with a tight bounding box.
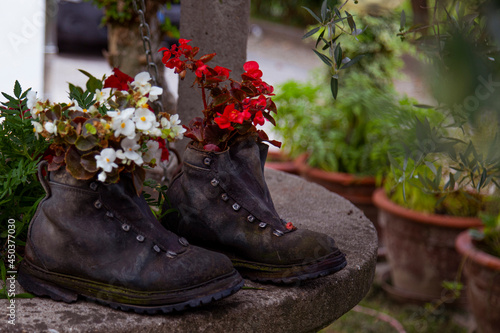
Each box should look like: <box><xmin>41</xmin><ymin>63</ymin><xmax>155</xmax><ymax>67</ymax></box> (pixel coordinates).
<box><xmin>0</xmin><ymin>169</ymin><xmax>377</xmax><ymax>333</ymax></box>
<box><xmin>176</xmin><ymin>0</ymin><xmax>251</xmax><ymax>153</ymax></box>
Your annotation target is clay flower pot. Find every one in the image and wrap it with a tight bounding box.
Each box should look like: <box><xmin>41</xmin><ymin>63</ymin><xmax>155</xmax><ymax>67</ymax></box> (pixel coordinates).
<box><xmin>373</xmin><ymin>188</ymin><xmax>482</xmax><ymax>303</ymax></box>
<box><xmin>456</xmin><ymin>230</ymin><xmax>500</xmax><ymax>333</ymax></box>
<box><xmin>295</xmin><ymin>154</ymin><xmax>380</xmax><ymax>240</ymax></box>
<box><xmin>264</xmin><ymin>150</ymin><xmax>300</xmax><ymax>175</ymax></box>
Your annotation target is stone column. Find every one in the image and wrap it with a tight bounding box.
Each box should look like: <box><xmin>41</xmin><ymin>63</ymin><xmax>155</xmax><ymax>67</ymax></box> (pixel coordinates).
<box><xmin>176</xmin><ymin>0</ymin><xmax>251</xmax><ymax>152</ymax></box>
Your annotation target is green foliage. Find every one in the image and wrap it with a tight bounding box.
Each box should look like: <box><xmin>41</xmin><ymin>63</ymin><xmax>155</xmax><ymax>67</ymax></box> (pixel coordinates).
<box><xmin>251</xmin><ymin>0</ymin><xmax>329</xmax><ymax>27</ymax></box>
<box><xmin>471</xmin><ymin>212</ymin><xmax>500</xmax><ymax>257</ymax></box>
<box><xmin>274</xmin><ymin>73</ymin><xmax>436</xmax><ymax>177</ymax></box>
<box><xmin>302</xmin><ymin>0</ymin><xmax>366</xmax><ymax>100</ymax></box>
<box><xmin>0</xmin><ymin>82</ymin><xmax>50</xmax><ymax>298</ymax></box>
<box><xmin>388</xmin><ymin>1</ymin><xmax>500</xmax><ymax>223</ymax></box>
<box><xmin>274</xmin><ymin>10</ymin><xmax>417</xmax><ymax>176</ymax></box>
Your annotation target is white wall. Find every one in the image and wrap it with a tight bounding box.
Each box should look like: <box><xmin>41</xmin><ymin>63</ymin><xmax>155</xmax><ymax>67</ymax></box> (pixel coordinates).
<box><xmin>0</xmin><ymin>0</ymin><xmax>46</xmax><ymax>97</ymax></box>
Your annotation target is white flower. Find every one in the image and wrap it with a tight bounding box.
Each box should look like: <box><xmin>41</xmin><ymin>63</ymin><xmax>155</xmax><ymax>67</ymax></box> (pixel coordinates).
<box><xmin>95</xmin><ymin>148</ymin><xmax>119</xmax><ymax>173</ymax></box>
<box><xmin>107</xmin><ymin>108</ymin><xmax>134</xmax><ymax>123</ymax></box>
<box><xmin>32</xmin><ymin>121</ymin><xmax>43</xmax><ymax>133</ymax></box>
<box><xmin>133</xmin><ymin>108</ymin><xmax>156</xmax><ymax>131</ymax></box>
<box><xmin>171</xmin><ymin>123</ymin><xmax>186</xmax><ymax>140</ymax></box>
<box><xmin>120</xmin><ymin>137</ymin><xmax>143</xmax><ymax>165</ymax></box>
<box><xmin>87</xmin><ymin>105</ymin><xmax>99</xmax><ymax>115</ymax></box>
<box><xmin>143</xmin><ymin>140</ymin><xmax>160</xmax><ymax>163</ymax></box>
<box><xmin>131</xmin><ymin>72</ymin><xmax>163</xmax><ymax>101</ymax></box>
<box><xmin>44</xmin><ymin>121</ymin><xmax>57</xmax><ymax>135</ymax></box>
<box><xmin>148</xmin><ymin>86</ymin><xmax>163</xmax><ymax>102</ymax></box>
<box><xmin>68</xmin><ymin>100</ymin><xmax>83</xmax><ymax>112</ymax></box>
<box><xmin>160</xmin><ymin>116</ymin><xmax>171</xmax><ymax>129</ymax></box>
<box><xmin>132</xmin><ymin>72</ymin><xmax>152</xmax><ymax>95</ymax></box>
<box><xmin>95</xmin><ymin>88</ymin><xmax>111</xmax><ymax>103</ymax></box>
<box><xmin>112</xmin><ymin>118</ymin><xmax>136</xmax><ymax>138</ymax></box>
<box><xmin>98</xmin><ymin>171</ymin><xmax>107</xmax><ymax>182</ymax></box>
<box><xmin>27</xmin><ymin>90</ymin><xmax>38</xmax><ymax>109</ymax></box>
<box><xmin>32</xmin><ymin>121</ymin><xmax>43</xmax><ymax>139</ymax></box>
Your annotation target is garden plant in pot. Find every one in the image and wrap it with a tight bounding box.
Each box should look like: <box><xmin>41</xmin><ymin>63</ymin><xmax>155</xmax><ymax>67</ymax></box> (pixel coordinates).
<box><xmin>273</xmin><ymin>2</ymin><xmax>417</xmax><ymax>245</ymax></box>
<box><xmin>6</xmin><ymin>69</ymin><xmax>245</xmax><ymax>312</ymax></box>
<box><xmin>374</xmin><ymin>0</ymin><xmax>500</xmax><ymax>307</ymax></box>
<box><xmin>159</xmin><ymin>39</ymin><xmax>347</xmax><ymax>283</ymax></box>
<box><xmin>456</xmin><ymin>213</ymin><xmax>500</xmax><ymax>333</ymax></box>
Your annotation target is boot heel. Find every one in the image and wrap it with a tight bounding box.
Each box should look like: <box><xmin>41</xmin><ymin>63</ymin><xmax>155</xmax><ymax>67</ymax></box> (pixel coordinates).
<box><xmin>18</xmin><ymin>262</ymin><xmax>78</xmax><ymax>303</ymax></box>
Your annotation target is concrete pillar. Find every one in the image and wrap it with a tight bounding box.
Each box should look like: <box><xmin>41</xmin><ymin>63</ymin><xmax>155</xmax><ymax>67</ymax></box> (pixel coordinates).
<box><xmin>176</xmin><ymin>0</ymin><xmax>251</xmax><ymax>152</ymax></box>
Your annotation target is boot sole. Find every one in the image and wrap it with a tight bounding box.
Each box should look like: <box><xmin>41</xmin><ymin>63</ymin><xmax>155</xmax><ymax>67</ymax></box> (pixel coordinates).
<box><xmin>18</xmin><ymin>259</ymin><xmax>244</xmax><ymax>314</ymax></box>
<box><xmin>230</xmin><ymin>249</ymin><xmax>347</xmax><ymax>284</ymax></box>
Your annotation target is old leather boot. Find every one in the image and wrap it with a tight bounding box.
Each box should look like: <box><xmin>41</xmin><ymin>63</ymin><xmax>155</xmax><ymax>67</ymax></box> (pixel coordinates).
<box><xmin>163</xmin><ymin>136</ymin><xmax>347</xmax><ymax>284</ymax></box>
<box><xmin>18</xmin><ymin>162</ymin><xmax>243</xmax><ymax>314</ymax></box>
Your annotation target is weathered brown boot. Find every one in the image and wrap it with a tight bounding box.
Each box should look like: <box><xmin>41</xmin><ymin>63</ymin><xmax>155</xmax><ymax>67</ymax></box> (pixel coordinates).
<box><xmin>163</xmin><ymin>135</ymin><xmax>346</xmax><ymax>284</ymax></box>
<box><xmin>18</xmin><ymin>162</ymin><xmax>243</xmax><ymax>314</ymax></box>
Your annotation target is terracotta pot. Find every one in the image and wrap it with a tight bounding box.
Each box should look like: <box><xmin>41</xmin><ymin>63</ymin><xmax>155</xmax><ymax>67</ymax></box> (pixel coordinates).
<box><xmin>456</xmin><ymin>230</ymin><xmax>500</xmax><ymax>333</ymax></box>
<box><xmin>373</xmin><ymin>188</ymin><xmax>482</xmax><ymax>303</ymax></box>
<box><xmin>295</xmin><ymin>154</ymin><xmax>380</xmax><ymax>240</ymax></box>
<box><xmin>264</xmin><ymin>150</ymin><xmax>299</xmax><ymax>175</ymax></box>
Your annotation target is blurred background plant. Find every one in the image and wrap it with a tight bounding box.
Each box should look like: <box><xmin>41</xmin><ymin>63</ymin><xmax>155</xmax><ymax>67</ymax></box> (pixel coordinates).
<box><xmin>273</xmin><ymin>2</ymin><xmax>432</xmax><ymax>179</ymax></box>
<box><xmin>388</xmin><ymin>0</ymin><xmax>500</xmax><ymax>218</ymax></box>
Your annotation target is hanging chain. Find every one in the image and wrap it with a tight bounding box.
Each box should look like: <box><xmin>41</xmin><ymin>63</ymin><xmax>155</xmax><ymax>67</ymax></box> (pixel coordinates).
<box><xmin>133</xmin><ymin>0</ymin><xmax>181</xmax><ymax>183</ymax></box>
<box><xmin>132</xmin><ymin>0</ymin><xmax>164</xmax><ymax>114</ymax></box>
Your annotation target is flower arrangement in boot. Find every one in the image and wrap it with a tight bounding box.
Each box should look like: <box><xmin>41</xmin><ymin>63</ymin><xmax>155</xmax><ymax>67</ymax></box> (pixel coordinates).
<box><xmin>160</xmin><ymin>40</ymin><xmax>347</xmax><ymax>284</ymax></box>
<box><xmin>160</xmin><ymin>39</ymin><xmax>281</xmax><ymax>151</ymax></box>
<box><xmin>29</xmin><ymin>69</ymin><xmax>183</xmax><ymax>194</ymax></box>
<box><xmin>16</xmin><ymin>69</ymin><xmax>244</xmax><ymax>313</ymax></box>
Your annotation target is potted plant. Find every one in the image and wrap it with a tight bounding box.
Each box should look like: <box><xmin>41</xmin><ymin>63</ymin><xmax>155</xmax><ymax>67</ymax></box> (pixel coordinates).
<box><xmin>6</xmin><ymin>68</ymin><xmax>246</xmax><ymax>312</ymax></box>
<box><xmin>158</xmin><ymin>39</ymin><xmax>348</xmax><ymax>283</ymax></box>
<box><xmin>456</xmin><ymin>214</ymin><xmax>500</xmax><ymax>333</ymax></box>
<box><xmin>375</xmin><ymin>0</ymin><xmax>500</xmax><ymax>303</ymax></box>
<box><xmin>272</xmin><ymin>2</ymin><xmax>415</xmax><ymax>237</ymax></box>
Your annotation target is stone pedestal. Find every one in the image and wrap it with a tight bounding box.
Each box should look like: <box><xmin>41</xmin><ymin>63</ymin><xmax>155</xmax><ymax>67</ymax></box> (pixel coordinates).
<box><xmin>1</xmin><ymin>169</ymin><xmax>377</xmax><ymax>333</ymax></box>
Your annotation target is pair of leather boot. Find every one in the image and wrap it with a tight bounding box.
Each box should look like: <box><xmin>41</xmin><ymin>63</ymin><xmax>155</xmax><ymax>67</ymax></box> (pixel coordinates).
<box><xmin>19</xmin><ymin>136</ymin><xmax>346</xmax><ymax>313</ymax></box>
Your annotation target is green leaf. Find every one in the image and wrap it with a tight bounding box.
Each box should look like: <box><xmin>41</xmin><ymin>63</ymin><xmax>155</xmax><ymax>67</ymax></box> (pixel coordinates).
<box><xmin>425</xmin><ymin>161</ymin><xmax>437</xmax><ymax>175</ymax></box>
<box><xmin>340</xmin><ymin>54</ymin><xmax>364</xmax><ymax>70</ymax></box>
<box><xmin>321</xmin><ymin>0</ymin><xmax>328</xmax><ymax>22</ymax></box>
<box><xmin>302</xmin><ymin>6</ymin><xmax>322</xmax><ymax>23</ymax></box>
<box><xmin>74</xmin><ymin>135</ymin><xmax>98</xmax><ymax>152</ymax></box>
<box><xmin>85</xmin><ymin>123</ymin><xmax>97</xmax><ymax>135</ymax></box>
<box><xmin>86</xmin><ymin>76</ymin><xmax>103</xmax><ymax>93</ymax></box>
<box><xmin>302</xmin><ymin>26</ymin><xmax>320</xmax><ymax>40</ymax></box>
<box><xmin>14</xmin><ymin>81</ymin><xmax>22</xmax><ymax>98</ymax></box>
<box><xmin>345</xmin><ymin>11</ymin><xmax>356</xmax><ymax>33</ymax></box>
<box><xmin>312</xmin><ymin>49</ymin><xmax>333</xmax><ymax>67</ymax></box>
<box><xmin>330</xmin><ymin>76</ymin><xmax>338</xmax><ymax>100</ymax></box>
<box><xmin>65</xmin><ymin>146</ymin><xmax>96</xmax><ymax>180</ymax></box>
<box><xmin>334</xmin><ymin>43</ymin><xmax>342</xmax><ymax>68</ymax></box>
<box><xmin>316</xmin><ymin>29</ymin><xmax>325</xmax><ymax>48</ymax></box>
<box><xmin>334</xmin><ymin>7</ymin><xmax>341</xmax><ymax>18</ymax></box>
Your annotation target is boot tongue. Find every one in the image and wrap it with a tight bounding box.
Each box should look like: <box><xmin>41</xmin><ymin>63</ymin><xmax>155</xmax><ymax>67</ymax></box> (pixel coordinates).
<box><xmin>99</xmin><ymin>174</ymin><xmax>186</xmax><ymax>254</ymax></box>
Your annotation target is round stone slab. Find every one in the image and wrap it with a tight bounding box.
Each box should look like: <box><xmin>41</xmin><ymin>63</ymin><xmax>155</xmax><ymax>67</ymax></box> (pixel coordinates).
<box><xmin>2</xmin><ymin>169</ymin><xmax>377</xmax><ymax>333</ymax></box>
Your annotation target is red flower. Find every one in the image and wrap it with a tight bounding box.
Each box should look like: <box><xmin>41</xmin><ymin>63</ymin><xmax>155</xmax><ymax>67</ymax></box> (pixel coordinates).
<box><xmin>195</xmin><ymin>61</ymin><xmax>210</xmax><ymax>78</ymax></box>
<box><xmin>214</xmin><ymin>103</ymin><xmax>250</xmax><ymax>130</ymax></box>
<box><xmin>155</xmin><ymin>138</ymin><xmax>170</xmax><ymax>161</ymax></box>
<box><xmin>104</xmin><ymin>68</ymin><xmax>133</xmax><ymax>91</ymax></box>
<box><xmin>253</xmin><ymin>111</ymin><xmax>265</xmax><ymax>126</ymax></box>
<box><xmin>213</xmin><ymin>66</ymin><xmax>231</xmax><ymax>80</ymax></box>
<box><xmin>243</xmin><ymin>61</ymin><xmax>263</xmax><ymax>80</ymax></box>
<box><xmin>285</xmin><ymin>222</ymin><xmax>296</xmax><ymax>230</ymax></box>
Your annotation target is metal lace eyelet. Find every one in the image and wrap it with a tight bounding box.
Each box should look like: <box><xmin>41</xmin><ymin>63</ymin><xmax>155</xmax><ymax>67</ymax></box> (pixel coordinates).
<box><xmin>211</xmin><ymin>178</ymin><xmax>219</xmax><ymax>187</ymax></box>
<box><xmin>232</xmin><ymin>203</ymin><xmax>241</xmax><ymax>211</ymax></box>
<box><xmin>203</xmin><ymin>157</ymin><xmax>212</xmax><ymax>166</ymax></box>
<box><xmin>122</xmin><ymin>224</ymin><xmax>130</xmax><ymax>232</ymax></box>
<box><xmin>221</xmin><ymin>193</ymin><xmax>229</xmax><ymax>201</ymax></box>
<box><xmin>106</xmin><ymin>211</ymin><xmax>114</xmax><ymax>218</ymax></box>
<box><xmin>166</xmin><ymin>250</ymin><xmax>177</xmax><ymax>259</ymax></box>
<box><xmin>273</xmin><ymin>230</ymin><xmax>284</xmax><ymax>237</ymax></box>
<box><xmin>178</xmin><ymin>237</ymin><xmax>189</xmax><ymax>247</ymax></box>
<box><xmin>94</xmin><ymin>200</ymin><xmax>102</xmax><ymax>209</ymax></box>
<box><xmin>153</xmin><ymin>245</ymin><xmax>161</xmax><ymax>253</ymax></box>
<box><xmin>136</xmin><ymin>235</ymin><xmax>145</xmax><ymax>242</ymax></box>
<box><xmin>89</xmin><ymin>182</ymin><xmax>98</xmax><ymax>191</ymax></box>
<box><xmin>247</xmin><ymin>215</ymin><xmax>255</xmax><ymax>222</ymax></box>
<box><xmin>259</xmin><ymin>222</ymin><xmax>267</xmax><ymax>228</ymax></box>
